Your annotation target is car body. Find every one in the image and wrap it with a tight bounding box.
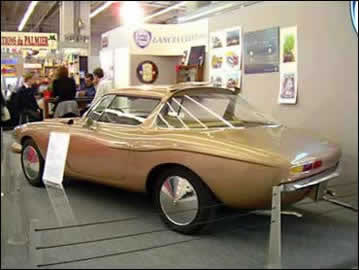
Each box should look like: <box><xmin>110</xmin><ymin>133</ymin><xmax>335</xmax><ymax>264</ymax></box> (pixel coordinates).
<box><xmin>12</xmin><ymin>83</ymin><xmax>342</xmax><ymax>233</ymax></box>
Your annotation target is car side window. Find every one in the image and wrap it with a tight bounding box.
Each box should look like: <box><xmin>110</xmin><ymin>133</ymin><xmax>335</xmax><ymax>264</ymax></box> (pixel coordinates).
<box><xmin>157</xmin><ymin>97</ymin><xmax>191</xmax><ymax>129</ymax></box>
<box><xmin>87</xmin><ymin>95</ymin><xmax>115</xmax><ymax>121</ymax></box>
<box><xmin>98</xmin><ymin>95</ymin><xmax>160</xmax><ymax>125</ymax></box>
<box><xmin>157</xmin><ymin>95</ymin><xmax>231</xmax><ymax>129</ymax></box>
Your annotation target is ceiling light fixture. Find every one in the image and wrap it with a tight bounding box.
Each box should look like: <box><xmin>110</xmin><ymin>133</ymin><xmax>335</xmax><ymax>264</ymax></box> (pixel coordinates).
<box><xmin>90</xmin><ymin>1</ymin><xmax>115</xmax><ymax>19</ymax></box>
<box><xmin>121</xmin><ymin>1</ymin><xmax>144</xmax><ymax>25</ymax></box>
<box><xmin>90</xmin><ymin>1</ymin><xmax>188</xmax><ymax>23</ymax></box>
<box><xmin>177</xmin><ymin>2</ymin><xmax>236</xmax><ymax>23</ymax></box>
<box><xmin>18</xmin><ymin>1</ymin><xmax>39</xmax><ymax>31</ymax></box>
<box><xmin>143</xmin><ymin>1</ymin><xmax>187</xmax><ymax>22</ymax></box>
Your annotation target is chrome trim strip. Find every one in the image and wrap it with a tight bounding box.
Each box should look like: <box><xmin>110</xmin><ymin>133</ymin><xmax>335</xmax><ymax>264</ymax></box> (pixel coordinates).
<box><xmin>281</xmin><ymin>164</ymin><xmax>341</xmax><ymax>192</ymax></box>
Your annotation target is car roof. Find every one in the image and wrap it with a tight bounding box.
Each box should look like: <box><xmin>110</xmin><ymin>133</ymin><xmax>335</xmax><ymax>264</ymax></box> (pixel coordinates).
<box><xmin>107</xmin><ymin>82</ymin><xmax>235</xmax><ymax>98</ymax></box>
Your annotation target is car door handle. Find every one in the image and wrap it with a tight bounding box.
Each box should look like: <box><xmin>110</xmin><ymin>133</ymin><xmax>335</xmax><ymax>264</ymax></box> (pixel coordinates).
<box><xmin>109</xmin><ymin>142</ymin><xmax>132</xmax><ymax>149</ymax></box>
<box><xmin>88</xmin><ymin>125</ymin><xmax>97</xmax><ymax>131</ymax></box>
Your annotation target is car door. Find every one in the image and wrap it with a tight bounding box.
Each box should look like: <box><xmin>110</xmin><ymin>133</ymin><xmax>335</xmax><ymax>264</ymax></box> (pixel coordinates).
<box><xmin>66</xmin><ymin>95</ymin><xmax>131</xmax><ymax>184</ymax></box>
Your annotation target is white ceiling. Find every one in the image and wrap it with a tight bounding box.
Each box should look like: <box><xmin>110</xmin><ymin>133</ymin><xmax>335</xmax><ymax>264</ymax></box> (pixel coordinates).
<box><xmin>0</xmin><ymin>1</ymin><xmax>214</xmax><ymax>36</ymax></box>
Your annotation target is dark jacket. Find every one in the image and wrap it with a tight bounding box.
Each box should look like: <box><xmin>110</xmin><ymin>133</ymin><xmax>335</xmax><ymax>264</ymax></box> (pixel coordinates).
<box><xmin>15</xmin><ymin>85</ymin><xmax>42</xmax><ymax>123</ymax></box>
<box><xmin>53</xmin><ymin>77</ymin><xmax>77</xmax><ymax>103</ymax></box>
<box><xmin>16</xmin><ymin>85</ymin><xmax>40</xmax><ymax>113</ymax></box>
<box><xmin>1</xmin><ymin>90</ymin><xmax>6</xmax><ymax>126</ymax></box>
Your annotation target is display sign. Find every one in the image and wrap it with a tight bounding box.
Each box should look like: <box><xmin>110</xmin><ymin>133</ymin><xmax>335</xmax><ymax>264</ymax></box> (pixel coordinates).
<box><xmin>1</xmin><ymin>64</ymin><xmax>17</xmax><ymax>77</ymax></box>
<box><xmin>279</xmin><ymin>26</ymin><xmax>298</xmax><ymax>104</ymax></box>
<box><xmin>1</xmin><ymin>32</ymin><xmax>58</xmax><ymax>50</ymax></box>
<box><xmin>43</xmin><ymin>132</ymin><xmax>71</xmax><ymax>188</ymax></box>
<box><xmin>1</xmin><ymin>58</ymin><xmax>18</xmax><ymax>65</ymax></box>
<box><xmin>209</xmin><ymin>27</ymin><xmax>242</xmax><ymax>89</ymax></box>
<box><xmin>243</xmin><ymin>27</ymin><xmax>279</xmax><ymax>74</ymax></box>
<box><xmin>350</xmin><ymin>1</ymin><xmax>358</xmax><ymax>34</ymax></box>
<box><xmin>136</xmin><ymin>61</ymin><xmax>159</xmax><ymax>84</ymax></box>
<box><xmin>129</xmin><ymin>19</ymin><xmax>208</xmax><ymax>56</ymax></box>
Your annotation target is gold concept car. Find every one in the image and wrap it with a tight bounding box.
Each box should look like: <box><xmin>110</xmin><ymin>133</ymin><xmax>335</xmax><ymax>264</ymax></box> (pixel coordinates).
<box><xmin>12</xmin><ymin>83</ymin><xmax>342</xmax><ymax>233</ymax></box>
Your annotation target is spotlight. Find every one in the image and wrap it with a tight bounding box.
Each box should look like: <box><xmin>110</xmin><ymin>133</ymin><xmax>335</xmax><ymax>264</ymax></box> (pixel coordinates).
<box><xmin>121</xmin><ymin>2</ymin><xmax>144</xmax><ymax>26</ymax></box>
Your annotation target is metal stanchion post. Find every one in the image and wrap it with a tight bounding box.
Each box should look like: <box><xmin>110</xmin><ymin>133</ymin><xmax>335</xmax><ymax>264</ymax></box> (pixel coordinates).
<box><xmin>267</xmin><ymin>185</ymin><xmax>282</xmax><ymax>269</ymax></box>
<box><xmin>7</xmin><ymin>146</ymin><xmax>28</xmax><ymax>245</ymax></box>
<box><xmin>45</xmin><ymin>183</ymin><xmax>77</xmax><ymax>226</ymax></box>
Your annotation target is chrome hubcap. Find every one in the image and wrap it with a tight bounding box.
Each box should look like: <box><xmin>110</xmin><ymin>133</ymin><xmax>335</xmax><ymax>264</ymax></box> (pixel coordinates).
<box><xmin>160</xmin><ymin>176</ymin><xmax>198</xmax><ymax>226</ymax></box>
<box><xmin>22</xmin><ymin>146</ymin><xmax>40</xmax><ymax>180</ymax></box>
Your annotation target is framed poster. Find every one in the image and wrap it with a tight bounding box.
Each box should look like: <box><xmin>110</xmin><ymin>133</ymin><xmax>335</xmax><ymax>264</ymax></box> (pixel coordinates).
<box><xmin>279</xmin><ymin>26</ymin><xmax>298</xmax><ymax>104</ymax></box>
<box><xmin>136</xmin><ymin>61</ymin><xmax>159</xmax><ymax>84</ymax></box>
<box><xmin>209</xmin><ymin>27</ymin><xmax>242</xmax><ymax>90</ymax></box>
<box><xmin>187</xmin><ymin>45</ymin><xmax>206</xmax><ymax>66</ymax></box>
<box><xmin>243</xmin><ymin>27</ymin><xmax>279</xmax><ymax>74</ymax></box>
<box><xmin>279</xmin><ymin>72</ymin><xmax>297</xmax><ymax>104</ymax></box>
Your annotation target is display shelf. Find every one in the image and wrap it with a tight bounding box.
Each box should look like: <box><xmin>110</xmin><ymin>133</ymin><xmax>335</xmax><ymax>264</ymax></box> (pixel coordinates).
<box><xmin>176</xmin><ymin>64</ymin><xmax>204</xmax><ymax>83</ymax></box>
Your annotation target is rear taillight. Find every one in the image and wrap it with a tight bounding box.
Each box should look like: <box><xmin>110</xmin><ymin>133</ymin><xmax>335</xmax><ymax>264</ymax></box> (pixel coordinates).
<box><xmin>290</xmin><ymin>160</ymin><xmax>323</xmax><ymax>174</ymax></box>
<box><xmin>313</xmin><ymin>160</ymin><xmax>323</xmax><ymax>169</ymax></box>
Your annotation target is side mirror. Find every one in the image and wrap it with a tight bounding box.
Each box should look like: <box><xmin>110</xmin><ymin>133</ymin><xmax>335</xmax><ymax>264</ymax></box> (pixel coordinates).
<box><xmin>67</xmin><ymin>119</ymin><xmax>74</xmax><ymax>125</ymax></box>
<box><xmin>84</xmin><ymin>117</ymin><xmax>94</xmax><ymax>128</ymax></box>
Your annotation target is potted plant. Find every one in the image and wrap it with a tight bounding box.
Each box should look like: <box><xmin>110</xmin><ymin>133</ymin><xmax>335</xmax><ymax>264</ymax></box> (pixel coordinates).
<box><xmin>283</xmin><ymin>34</ymin><xmax>295</xmax><ymax>63</ymax></box>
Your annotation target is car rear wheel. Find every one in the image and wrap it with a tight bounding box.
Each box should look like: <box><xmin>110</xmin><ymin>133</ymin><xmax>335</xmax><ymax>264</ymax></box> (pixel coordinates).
<box><xmin>154</xmin><ymin>167</ymin><xmax>217</xmax><ymax>234</ymax></box>
<box><xmin>21</xmin><ymin>139</ymin><xmax>45</xmax><ymax>187</ymax></box>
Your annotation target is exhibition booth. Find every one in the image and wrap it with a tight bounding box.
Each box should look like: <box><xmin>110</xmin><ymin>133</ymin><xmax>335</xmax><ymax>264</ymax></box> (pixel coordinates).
<box><xmin>98</xmin><ymin>19</ymin><xmax>208</xmax><ymax>88</ymax></box>
<box><xmin>1</xmin><ymin>1</ymin><xmax>358</xmax><ymax>269</ymax></box>
<box><xmin>99</xmin><ymin>17</ymin><xmax>299</xmax><ymax>105</ymax></box>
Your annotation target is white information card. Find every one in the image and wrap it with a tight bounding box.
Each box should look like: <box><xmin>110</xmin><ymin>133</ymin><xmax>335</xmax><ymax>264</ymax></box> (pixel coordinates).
<box><xmin>43</xmin><ymin>132</ymin><xmax>70</xmax><ymax>188</ymax></box>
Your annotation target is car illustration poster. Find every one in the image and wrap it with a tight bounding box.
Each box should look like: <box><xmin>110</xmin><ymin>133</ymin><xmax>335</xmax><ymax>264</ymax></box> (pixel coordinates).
<box><xmin>279</xmin><ymin>26</ymin><xmax>298</xmax><ymax>104</ymax></box>
<box><xmin>243</xmin><ymin>27</ymin><xmax>279</xmax><ymax>74</ymax></box>
<box><xmin>209</xmin><ymin>27</ymin><xmax>242</xmax><ymax>90</ymax></box>
<box><xmin>211</xmin><ymin>32</ymin><xmax>225</xmax><ymax>49</ymax></box>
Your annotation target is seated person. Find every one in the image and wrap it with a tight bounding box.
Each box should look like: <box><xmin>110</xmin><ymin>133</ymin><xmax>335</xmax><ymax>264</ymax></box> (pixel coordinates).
<box><xmin>83</xmin><ymin>73</ymin><xmax>96</xmax><ymax>100</ymax></box>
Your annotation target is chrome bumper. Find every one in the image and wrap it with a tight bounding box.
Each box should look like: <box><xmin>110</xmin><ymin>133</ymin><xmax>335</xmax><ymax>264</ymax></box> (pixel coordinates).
<box><xmin>281</xmin><ymin>164</ymin><xmax>341</xmax><ymax>192</ymax></box>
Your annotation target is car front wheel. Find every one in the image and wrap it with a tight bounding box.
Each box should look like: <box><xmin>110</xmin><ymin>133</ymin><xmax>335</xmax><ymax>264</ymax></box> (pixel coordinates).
<box><xmin>154</xmin><ymin>167</ymin><xmax>217</xmax><ymax>234</ymax></box>
<box><xmin>21</xmin><ymin>139</ymin><xmax>45</xmax><ymax>187</ymax></box>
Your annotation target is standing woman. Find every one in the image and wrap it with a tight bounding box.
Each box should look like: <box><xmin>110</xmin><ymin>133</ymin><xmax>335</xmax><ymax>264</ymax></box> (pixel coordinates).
<box><xmin>52</xmin><ymin>66</ymin><xmax>76</xmax><ymax>110</ymax></box>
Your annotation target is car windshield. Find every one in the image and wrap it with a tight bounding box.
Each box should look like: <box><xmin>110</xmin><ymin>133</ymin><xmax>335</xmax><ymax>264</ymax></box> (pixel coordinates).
<box><xmin>157</xmin><ymin>91</ymin><xmax>278</xmax><ymax>129</ymax></box>
<box><xmin>87</xmin><ymin>95</ymin><xmax>160</xmax><ymax>125</ymax></box>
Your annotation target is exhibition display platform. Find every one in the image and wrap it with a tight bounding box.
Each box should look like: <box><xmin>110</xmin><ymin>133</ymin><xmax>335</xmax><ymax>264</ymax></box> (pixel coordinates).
<box><xmin>1</xmin><ymin>131</ymin><xmax>357</xmax><ymax>269</ymax></box>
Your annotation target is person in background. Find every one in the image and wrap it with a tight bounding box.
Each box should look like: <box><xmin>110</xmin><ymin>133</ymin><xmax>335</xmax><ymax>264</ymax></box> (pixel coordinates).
<box><xmin>47</xmin><ymin>70</ymin><xmax>56</xmax><ymax>97</ymax></box>
<box><xmin>36</xmin><ymin>78</ymin><xmax>50</xmax><ymax>113</ymax></box>
<box><xmin>16</xmin><ymin>73</ymin><xmax>42</xmax><ymax>124</ymax></box>
<box><xmin>38</xmin><ymin>78</ymin><xmax>49</xmax><ymax>94</ymax></box>
<box><xmin>83</xmin><ymin>73</ymin><xmax>96</xmax><ymax>100</ymax></box>
<box><xmin>32</xmin><ymin>76</ymin><xmax>40</xmax><ymax>95</ymax></box>
<box><xmin>53</xmin><ymin>66</ymin><xmax>76</xmax><ymax>110</ymax></box>
<box><xmin>91</xmin><ymin>67</ymin><xmax>112</xmax><ymax>106</ymax></box>
<box><xmin>1</xmin><ymin>89</ymin><xmax>10</xmax><ymax>127</ymax></box>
